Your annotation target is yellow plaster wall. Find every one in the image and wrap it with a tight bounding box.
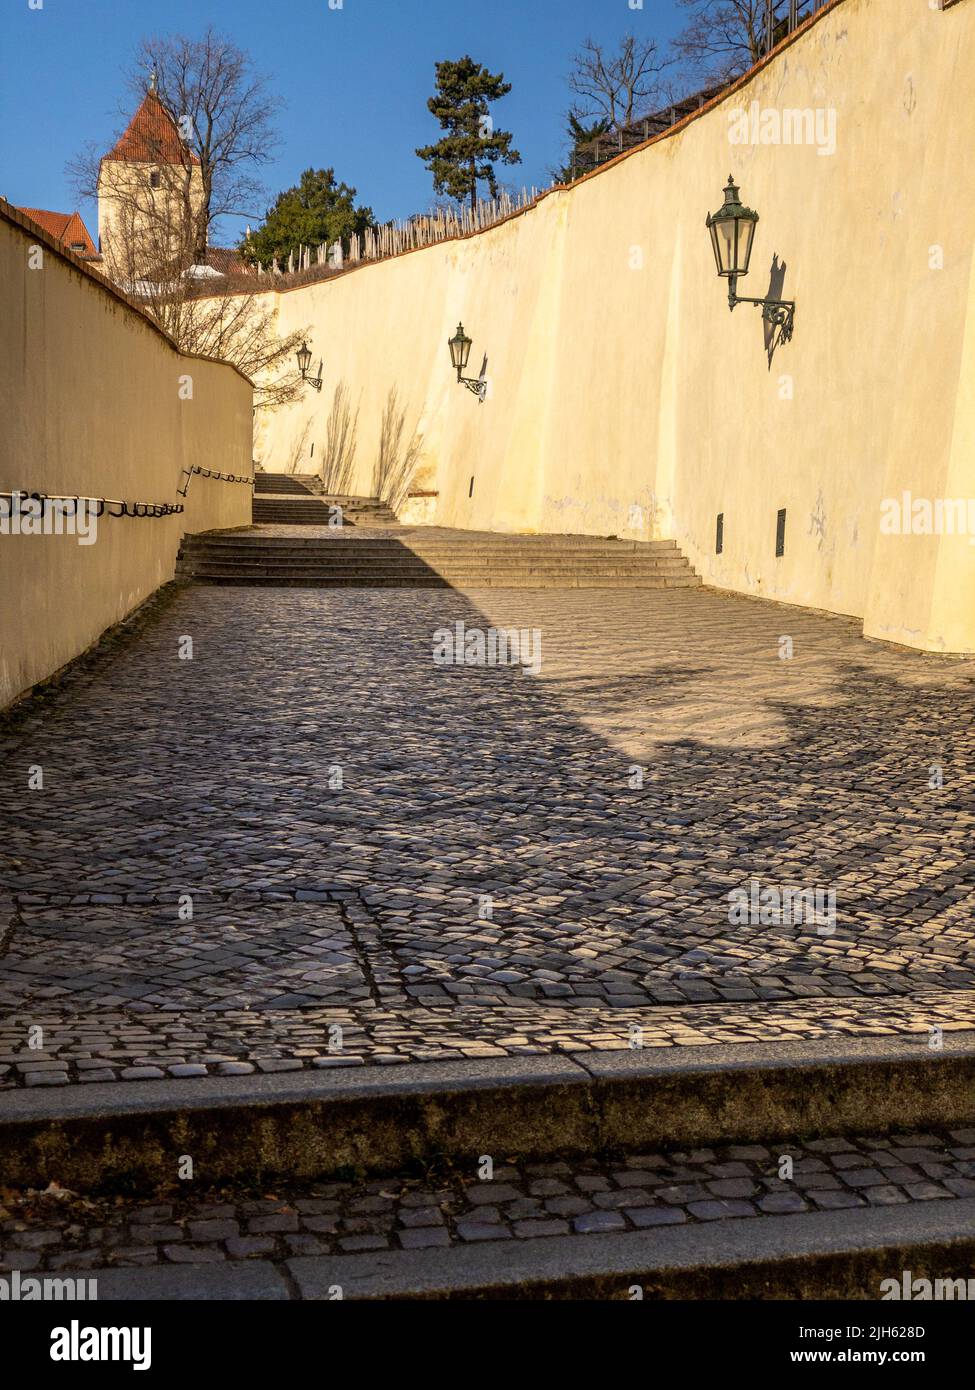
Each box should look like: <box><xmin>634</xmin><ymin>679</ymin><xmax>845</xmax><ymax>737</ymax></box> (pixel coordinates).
<box><xmin>0</xmin><ymin>204</ymin><xmax>253</xmax><ymax>708</ymax></box>
<box><xmin>256</xmin><ymin>0</ymin><xmax>975</xmax><ymax>652</ymax></box>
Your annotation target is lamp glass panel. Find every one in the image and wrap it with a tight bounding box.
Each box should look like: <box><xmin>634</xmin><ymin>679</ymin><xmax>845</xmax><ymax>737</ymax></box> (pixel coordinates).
<box><xmin>737</xmin><ymin>218</ymin><xmax>756</xmax><ymax>275</ymax></box>
<box><xmin>297</xmin><ymin>344</ymin><xmax>311</xmax><ymax>373</ymax></box>
<box><xmin>708</xmin><ymin>220</ymin><xmax>723</xmax><ymax>275</ymax></box>
<box><xmin>715</xmin><ymin>219</ymin><xmax>736</xmax><ymax>275</ymax></box>
<box><xmin>449</xmin><ymin>331</ymin><xmax>470</xmax><ymax>371</ymax></box>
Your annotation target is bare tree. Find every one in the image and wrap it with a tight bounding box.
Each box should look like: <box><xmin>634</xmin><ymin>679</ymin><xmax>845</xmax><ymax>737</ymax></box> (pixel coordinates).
<box><xmin>67</xmin><ymin>31</ymin><xmax>299</xmax><ymax>408</ymax></box>
<box><xmin>320</xmin><ymin>382</ymin><xmax>360</xmax><ymax>496</ymax></box>
<box><xmin>673</xmin><ymin>1</ymin><xmax>790</xmax><ymax>83</ymax></box>
<box><xmin>374</xmin><ymin>387</ymin><xmax>424</xmax><ymax>512</ymax></box>
<box><xmin>567</xmin><ymin>35</ymin><xmax>672</xmax><ymax>131</ymax></box>
<box><xmin>161</xmin><ymin>282</ymin><xmax>307</xmax><ymax>411</ymax></box>
<box><xmin>68</xmin><ymin>146</ymin><xmax>304</xmax><ymax>409</ymax></box>
<box><xmin>69</xmin><ymin>28</ymin><xmax>279</xmax><ymax>265</ymax></box>
<box><xmin>285</xmin><ymin>419</ymin><xmax>314</xmax><ymax>475</ymax></box>
<box><xmin>129</xmin><ymin>28</ymin><xmax>279</xmax><ymax>262</ymax></box>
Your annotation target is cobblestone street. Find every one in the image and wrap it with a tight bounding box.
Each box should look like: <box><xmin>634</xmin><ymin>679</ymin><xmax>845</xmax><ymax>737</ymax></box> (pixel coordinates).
<box><xmin>2</xmin><ymin>583</ymin><xmax>975</xmax><ymax>1086</ymax></box>
<box><xmin>3</xmin><ymin>1128</ymin><xmax>973</xmax><ymax>1274</ymax></box>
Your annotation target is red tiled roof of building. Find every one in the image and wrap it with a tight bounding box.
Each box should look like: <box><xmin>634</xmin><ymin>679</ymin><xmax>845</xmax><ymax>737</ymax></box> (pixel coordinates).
<box><xmin>17</xmin><ymin>207</ymin><xmax>98</xmax><ymax>257</ymax></box>
<box><xmin>103</xmin><ymin>90</ymin><xmax>201</xmax><ymax>166</ymax></box>
<box><xmin>206</xmin><ymin>245</ymin><xmax>248</xmax><ymax>276</ymax></box>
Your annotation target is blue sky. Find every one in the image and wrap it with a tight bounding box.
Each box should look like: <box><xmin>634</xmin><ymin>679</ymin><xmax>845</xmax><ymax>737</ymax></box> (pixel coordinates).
<box><xmin>0</xmin><ymin>0</ymin><xmax>686</xmax><ymax>246</ymax></box>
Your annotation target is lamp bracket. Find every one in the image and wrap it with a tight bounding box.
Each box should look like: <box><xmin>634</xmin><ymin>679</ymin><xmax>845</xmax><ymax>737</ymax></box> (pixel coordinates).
<box><xmin>727</xmin><ymin>279</ymin><xmax>796</xmax><ymax>345</ymax></box>
<box><xmin>458</xmin><ymin>375</ymin><xmax>487</xmax><ymax>402</ymax></box>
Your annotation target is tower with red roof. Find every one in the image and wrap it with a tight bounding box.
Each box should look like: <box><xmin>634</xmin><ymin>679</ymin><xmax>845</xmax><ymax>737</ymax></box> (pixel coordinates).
<box><xmin>96</xmin><ymin>75</ymin><xmax>204</xmax><ymax>284</ymax></box>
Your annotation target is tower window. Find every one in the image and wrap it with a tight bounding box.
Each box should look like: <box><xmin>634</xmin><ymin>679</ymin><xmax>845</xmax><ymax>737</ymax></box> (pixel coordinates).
<box><xmin>149</xmin><ymin>170</ymin><xmax>161</xmax><ymax>189</ymax></box>
<box><xmin>715</xmin><ymin>512</ymin><xmax>724</xmax><ymax>554</ymax></box>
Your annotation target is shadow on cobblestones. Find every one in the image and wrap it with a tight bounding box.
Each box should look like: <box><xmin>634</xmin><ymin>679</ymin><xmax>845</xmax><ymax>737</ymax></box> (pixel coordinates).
<box><xmin>0</xmin><ymin>584</ymin><xmax>973</xmax><ymax>1082</ymax></box>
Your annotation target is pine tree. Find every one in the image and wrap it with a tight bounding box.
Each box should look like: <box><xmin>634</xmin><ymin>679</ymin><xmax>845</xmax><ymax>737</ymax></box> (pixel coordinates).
<box><xmin>241</xmin><ymin>168</ymin><xmax>375</xmax><ymax>268</ymax></box>
<box><xmin>416</xmin><ymin>56</ymin><xmax>521</xmax><ymax>214</ymax></box>
<box><xmin>553</xmin><ymin>113</ymin><xmax>611</xmax><ymax>183</ymax></box>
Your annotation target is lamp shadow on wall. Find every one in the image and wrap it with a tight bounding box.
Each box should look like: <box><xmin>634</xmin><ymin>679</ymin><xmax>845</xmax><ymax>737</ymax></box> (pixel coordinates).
<box><xmin>763</xmin><ymin>254</ymin><xmax>790</xmax><ymax>369</ymax></box>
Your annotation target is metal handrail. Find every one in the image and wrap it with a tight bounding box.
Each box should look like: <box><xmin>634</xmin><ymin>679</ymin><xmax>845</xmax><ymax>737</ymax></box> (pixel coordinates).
<box><xmin>0</xmin><ymin>489</ymin><xmax>184</xmax><ymax>518</ymax></box>
<box><xmin>177</xmin><ymin>466</ymin><xmax>253</xmax><ymax>497</ymax></box>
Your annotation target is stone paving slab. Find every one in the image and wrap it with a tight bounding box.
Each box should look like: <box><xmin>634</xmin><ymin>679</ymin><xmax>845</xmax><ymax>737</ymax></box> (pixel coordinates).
<box><xmin>0</xmin><ymin>899</ymin><xmax>371</xmax><ymax>1014</ymax></box>
<box><xmin>1</xmin><ymin>585</ymin><xmax>974</xmax><ymax>1090</ymax></box>
<box><xmin>3</xmin><ymin>1129</ymin><xmax>973</xmax><ymax>1282</ymax></box>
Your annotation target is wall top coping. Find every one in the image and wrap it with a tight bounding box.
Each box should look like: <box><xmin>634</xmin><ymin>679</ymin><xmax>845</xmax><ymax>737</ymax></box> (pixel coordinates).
<box><xmin>234</xmin><ymin>0</ymin><xmax>849</xmax><ymax>302</ymax></box>
<box><xmin>0</xmin><ymin>198</ymin><xmax>254</xmax><ymax>388</ymax></box>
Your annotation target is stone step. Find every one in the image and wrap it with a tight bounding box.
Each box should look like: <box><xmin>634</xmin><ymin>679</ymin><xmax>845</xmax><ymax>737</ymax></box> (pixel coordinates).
<box><xmin>252</xmin><ymin>509</ymin><xmax>398</xmax><ymax>525</ymax></box>
<box><xmin>181</xmin><ymin>562</ymin><xmax>693</xmax><ymax>574</ymax></box>
<box><xmin>178</xmin><ymin>566</ymin><xmax>696</xmax><ymax>582</ymax></box>
<box><xmin>201</xmin><ymin>532</ymin><xmax>681</xmax><ymax>545</ymax></box>
<box><xmin>178</xmin><ymin>529</ymin><xmax>700</xmax><ymax>588</ymax></box>
<box><xmin>3</xmin><ymin>1035</ymin><xmax>973</xmax><ymax>1192</ymax></box>
<box><xmin>253</xmin><ymin>497</ymin><xmax>391</xmax><ymax>506</ymax></box>
<box><xmin>252</xmin><ymin>505</ymin><xmax>347</xmax><ymax>516</ymax></box>
<box><xmin>252</xmin><ymin>506</ymin><xmax>396</xmax><ymax>515</ymax></box>
<box><xmin>180</xmin><ymin>564</ymin><xmax>697</xmax><ymax>578</ymax></box>
<box><xmin>178</xmin><ymin>574</ymin><xmax>704</xmax><ymax>589</ymax></box>
<box><xmin>47</xmin><ymin>1197</ymin><xmax>975</xmax><ymax>1302</ymax></box>
<box><xmin>177</xmin><ymin>551</ymin><xmax>698</xmax><ymax>571</ymax></box>
<box><xmin>254</xmin><ymin>482</ymin><xmax>312</xmax><ymax>487</ymax></box>
<box><xmin>187</xmin><ymin>539</ymin><xmax>682</xmax><ymax>556</ymax></box>
<box><xmin>253</xmin><ymin>483</ymin><xmax>316</xmax><ymax>496</ymax></box>
<box><xmin>257</xmin><ymin>511</ymin><xmax>397</xmax><ymax>522</ymax></box>
<box><xmin>179</xmin><ymin>549</ymin><xmax>692</xmax><ymax>565</ymax></box>
<box><xmin>253</xmin><ymin>477</ymin><xmax>314</xmax><ymax>487</ymax></box>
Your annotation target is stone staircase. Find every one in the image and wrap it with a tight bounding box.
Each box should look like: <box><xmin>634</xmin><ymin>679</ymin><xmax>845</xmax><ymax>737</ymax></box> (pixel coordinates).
<box><xmin>252</xmin><ymin>472</ymin><xmax>398</xmax><ymax>526</ymax></box>
<box><xmin>176</xmin><ymin>530</ymin><xmax>703</xmax><ymax>589</ymax></box>
<box><xmin>253</xmin><ymin>472</ymin><xmax>317</xmax><ymax>496</ymax></box>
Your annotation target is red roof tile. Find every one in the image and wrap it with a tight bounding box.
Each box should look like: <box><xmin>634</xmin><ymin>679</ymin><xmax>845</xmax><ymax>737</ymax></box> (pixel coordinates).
<box><xmin>17</xmin><ymin>207</ymin><xmax>97</xmax><ymax>256</ymax></box>
<box><xmin>103</xmin><ymin>91</ymin><xmax>200</xmax><ymax>165</ymax></box>
<box><xmin>205</xmin><ymin>245</ymin><xmax>248</xmax><ymax>276</ymax></box>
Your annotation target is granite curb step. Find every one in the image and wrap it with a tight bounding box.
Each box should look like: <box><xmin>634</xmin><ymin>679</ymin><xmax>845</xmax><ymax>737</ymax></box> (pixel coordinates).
<box><xmin>47</xmin><ymin>1199</ymin><xmax>975</xmax><ymax>1301</ymax></box>
<box><xmin>2</xmin><ymin>1035</ymin><xmax>973</xmax><ymax>1193</ymax></box>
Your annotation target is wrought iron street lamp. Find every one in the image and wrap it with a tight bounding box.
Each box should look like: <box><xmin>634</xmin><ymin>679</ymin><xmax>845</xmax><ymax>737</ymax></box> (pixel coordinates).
<box><xmin>448</xmin><ymin>322</ymin><xmax>486</xmax><ymax>400</ymax></box>
<box><xmin>296</xmin><ymin>340</ymin><xmax>323</xmax><ymax>391</ymax></box>
<box><xmin>706</xmin><ymin>175</ymin><xmax>795</xmax><ymax>345</ymax></box>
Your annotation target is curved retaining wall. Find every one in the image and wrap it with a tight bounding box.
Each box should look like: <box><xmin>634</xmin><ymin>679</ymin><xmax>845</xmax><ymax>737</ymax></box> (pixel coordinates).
<box><xmin>255</xmin><ymin>0</ymin><xmax>975</xmax><ymax>653</ymax></box>
<box><xmin>0</xmin><ymin>203</ymin><xmax>254</xmax><ymax>708</ymax></box>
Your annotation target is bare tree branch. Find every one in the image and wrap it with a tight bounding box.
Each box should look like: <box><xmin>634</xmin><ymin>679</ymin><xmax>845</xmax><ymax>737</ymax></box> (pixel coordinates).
<box><xmin>66</xmin><ymin>30</ymin><xmax>296</xmax><ymax>410</ymax></box>
<box><xmin>568</xmin><ymin>35</ymin><xmax>673</xmax><ymax>131</ymax></box>
<box><xmin>673</xmin><ymin>1</ymin><xmax>790</xmax><ymax>84</ymax></box>
<box><xmin>129</xmin><ymin>27</ymin><xmax>281</xmax><ymax>258</ymax></box>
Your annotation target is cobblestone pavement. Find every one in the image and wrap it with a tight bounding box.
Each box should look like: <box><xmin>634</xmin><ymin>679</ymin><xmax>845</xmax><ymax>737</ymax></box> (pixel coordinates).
<box><xmin>1</xmin><ymin>584</ymin><xmax>974</xmax><ymax>1086</ymax></box>
<box><xmin>3</xmin><ymin>1128</ymin><xmax>973</xmax><ymax>1272</ymax></box>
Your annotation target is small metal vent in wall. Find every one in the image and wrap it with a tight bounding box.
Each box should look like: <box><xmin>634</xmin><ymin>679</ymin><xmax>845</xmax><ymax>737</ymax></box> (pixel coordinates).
<box><xmin>716</xmin><ymin>513</ymin><xmax>724</xmax><ymax>554</ymax></box>
<box><xmin>469</xmin><ymin>476</ymin><xmax>475</xmax><ymax>498</ymax></box>
<box><xmin>775</xmin><ymin>508</ymin><xmax>787</xmax><ymax>558</ymax></box>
